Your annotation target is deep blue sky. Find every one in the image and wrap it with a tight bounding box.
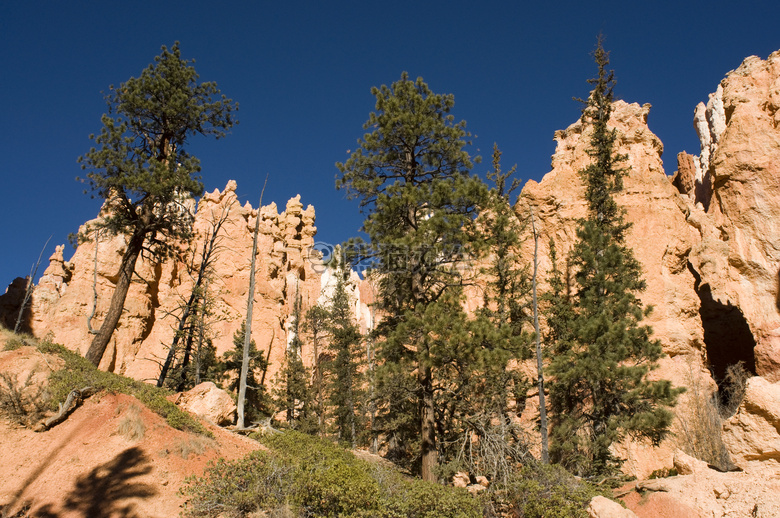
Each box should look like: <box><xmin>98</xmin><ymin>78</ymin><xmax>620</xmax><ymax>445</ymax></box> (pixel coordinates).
<box><xmin>1</xmin><ymin>1</ymin><xmax>778</xmax><ymax>288</ymax></box>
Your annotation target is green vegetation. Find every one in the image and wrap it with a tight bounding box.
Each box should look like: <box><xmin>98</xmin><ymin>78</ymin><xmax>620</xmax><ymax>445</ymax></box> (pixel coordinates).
<box><xmin>498</xmin><ymin>463</ymin><xmax>606</xmax><ymax>518</ymax></box>
<box><xmin>0</xmin><ymin>36</ymin><xmax>689</xmax><ymax>517</ymax></box>
<box><xmin>324</xmin><ymin>270</ymin><xmax>365</xmax><ymax>447</ymax></box>
<box><xmin>336</xmin><ymin>72</ymin><xmax>490</xmax><ymax>481</ymax></box>
<box><xmin>545</xmin><ymin>39</ymin><xmax>681</xmax><ymax>477</ymax></box>
<box><xmin>181</xmin><ymin>430</ymin><xmax>481</xmax><ymax>518</ymax></box>
<box><xmin>275</xmin><ymin>294</ymin><xmax>318</xmax><ymax>434</ymax></box>
<box><xmin>219</xmin><ymin>326</ymin><xmax>272</xmax><ymax>425</ymax></box>
<box><xmin>34</xmin><ymin>338</ymin><xmax>210</xmax><ymax>435</ymax></box>
<box><xmin>181</xmin><ymin>431</ymin><xmax>605</xmax><ymax>518</ymax></box>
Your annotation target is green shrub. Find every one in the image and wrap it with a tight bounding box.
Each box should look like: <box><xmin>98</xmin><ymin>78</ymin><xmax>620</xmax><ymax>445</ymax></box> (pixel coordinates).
<box><xmin>181</xmin><ymin>450</ymin><xmax>293</xmax><ymax>517</ymax></box>
<box><xmin>258</xmin><ymin>431</ymin><xmax>382</xmax><ymax>517</ymax></box>
<box><xmin>500</xmin><ymin>463</ymin><xmax>603</xmax><ymax>518</ymax></box>
<box><xmin>0</xmin><ymin>371</ymin><xmax>49</xmax><ymax>426</ymax></box>
<box><xmin>182</xmin><ymin>431</ymin><xmax>482</xmax><ymax>518</ymax></box>
<box><xmin>382</xmin><ymin>479</ymin><xmax>481</xmax><ymax>518</ymax></box>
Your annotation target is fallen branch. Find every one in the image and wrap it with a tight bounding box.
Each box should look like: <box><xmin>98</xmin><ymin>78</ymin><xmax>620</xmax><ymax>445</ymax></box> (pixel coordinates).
<box><xmin>635</xmin><ymin>479</ymin><xmax>672</xmax><ymax>493</ymax></box>
<box><xmin>39</xmin><ymin>386</ymin><xmax>94</xmax><ymax>430</ymax></box>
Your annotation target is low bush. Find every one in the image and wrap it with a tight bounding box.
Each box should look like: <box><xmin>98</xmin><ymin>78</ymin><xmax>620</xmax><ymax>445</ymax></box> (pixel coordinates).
<box><xmin>181</xmin><ymin>431</ymin><xmax>481</xmax><ymax>518</ymax></box>
<box><xmin>0</xmin><ymin>371</ymin><xmax>49</xmax><ymax>426</ymax></box>
<box><xmin>485</xmin><ymin>463</ymin><xmax>605</xmax><ymax>518</ymax></box>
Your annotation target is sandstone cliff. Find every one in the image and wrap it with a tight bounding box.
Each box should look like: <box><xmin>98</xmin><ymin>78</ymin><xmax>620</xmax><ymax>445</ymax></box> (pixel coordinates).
<box><xmin>6</xmin><ymin>181</ymin><xmax>321</xmax><ymax>385</ymax></box>
<box><xmin>517</xmin><ymin>100</ymin><xmax>706</xmax><ymax>476</ymax></box>
<box><xmin>514</xmin><ymin>50</ymin><xmax>780</xmax><ymax>477</ymax></box>
<box><xmin>683</xmin><ymin>50</ymin><xmax>780</xmax><ymax>385</ymax></box>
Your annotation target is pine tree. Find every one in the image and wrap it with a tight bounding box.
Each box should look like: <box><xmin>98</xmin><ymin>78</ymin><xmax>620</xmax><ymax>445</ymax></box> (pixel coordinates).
<box><xmin>78</xmin><ymin>42</ymin><xmax>237</xmax><ymax>367</ymax></box>
<box><xmin>276</xmin><ymin>293</ymin><xmax>317</xmax><ymax>433</ymax></box>
<box><xmin>336</xmin><ymin>73</ymin><xmax>487</xmax><ymax>480</ymax></box>
<box><xmin>479</xmin><ymin>144</ymin><xmax>531</xmax><ymax>419</ymax></box>
<box><xmin>304</xmin><ymin>303</ymin><xmax>330</xmax><ymax>437</ymax></box>
<box><xmin>221</xmin><ymin>326</ymin><xmax>271</xmax><ymax>425</ymax></box>
<box><xmin>443</xmin><ymin>145</ymin><xmax>532</xmax><ymax>483</ymax></box>
<box><xmin>546</xmin><ymin>39</ymin><xmax>681</xmax><ymax>477</ymax></box>
<box><xmin>326</xmin><ymin>270</ymin><xmax>364</xmax><ymax>447</ymax></box>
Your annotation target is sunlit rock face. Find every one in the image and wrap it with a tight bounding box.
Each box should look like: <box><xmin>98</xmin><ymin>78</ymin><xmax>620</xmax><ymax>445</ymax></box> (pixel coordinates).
<box><xmin>10</xmin><ymin>180</ymin><xmax>320</xmax><ymax>383</ymax></box>
<box><xmin>515</xmin><ymin>50</ymin><xmax>780</xmax><ymax>477</ymax></box>
<box><xmin>4</xmin><ymin>49</ymin><xmax>780</xmax><ymax>482</ymax></box>
<box><xmin>516</xmin><ymin>99</ymin><xmax>706</xmax><ymax>477</ymax></box>
<box><xmin>686</xmin><ymin>51</ymin><xmax>780</xmax><ymax>383</ymax></box>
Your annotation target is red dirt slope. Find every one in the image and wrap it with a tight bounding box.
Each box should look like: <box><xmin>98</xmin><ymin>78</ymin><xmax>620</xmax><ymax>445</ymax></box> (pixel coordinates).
<box><xmin>0</xmin><ymin>346</ymin><xmax>259</xmax><ymax>518</ymax></box>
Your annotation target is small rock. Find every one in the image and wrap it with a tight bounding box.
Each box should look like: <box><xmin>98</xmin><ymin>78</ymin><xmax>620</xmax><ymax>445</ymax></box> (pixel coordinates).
<box><xmin>175</xmin><ymin>382</ymin><xmax>236</xmax><ymax>426</ymax></box>
<box><xmin>587</xmin><ymin>496</ymin><xmax>638</xmax><ymax>518</ymax></box>
<box><xmin>452</xmin><ymin>471</ymin><xmax>469</xmax><ymax>488</ymax></box>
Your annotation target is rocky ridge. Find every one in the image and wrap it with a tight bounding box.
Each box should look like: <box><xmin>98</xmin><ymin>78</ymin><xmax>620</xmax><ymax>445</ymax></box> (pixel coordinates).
<box><xmin>4</xmin><ymin>181</ymin><xmax>321</xmax><ymax>385</ymax></box>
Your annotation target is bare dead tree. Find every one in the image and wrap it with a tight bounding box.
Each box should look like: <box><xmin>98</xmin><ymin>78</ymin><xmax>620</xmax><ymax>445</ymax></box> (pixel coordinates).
<box><xmin>237</xmin><ymin>174</ymin><xmax>268</xmax><ymax>429</ymax></box>
<box><xmin>157</xmin><ymin>201</ymin><xmax>233</xmax><ymax>388</ymax></box>
<box><xmin>87</xmin><ymin>228</ymin><xmax>101</xmax><ymax>335</ymax></box>
<box><xmin>530</xmin><ymin>209</ymin><xmax>549</xmax><ymax>463</ymax></box>
<box><xmin>14</xmin><ymin>236</ymin><xmax>52</xmax><ymax>333</ymax></box>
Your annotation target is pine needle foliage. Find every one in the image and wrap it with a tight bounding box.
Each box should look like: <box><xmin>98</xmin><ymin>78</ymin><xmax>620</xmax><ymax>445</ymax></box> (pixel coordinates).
<box><xmin>78</xmin><ymin>42</ymin><xmax>237</xmax><ymax>366</ymax></box>
<box><xmin>220</xmin><ymin>326</ymin><xmax>272</xmax><ymax>424</ymax></box>
<box><xmin>546</xmin><ymin>39</ymin><xmax>681</xmax><ymax>477</ymax></box>
<box><xmin>276</xmin><ymin>294</ymin><xmax>318</xmax><ymax>434</ymax></box>
<box><xmin>325</xmin><ymin>271</ymin><xmax>364</xmax><ymax>447</ymax></box>
<box><xmin>336</xmin><ymin>72</ymin><xmax>488</xmax><ymax>480</ymax></box>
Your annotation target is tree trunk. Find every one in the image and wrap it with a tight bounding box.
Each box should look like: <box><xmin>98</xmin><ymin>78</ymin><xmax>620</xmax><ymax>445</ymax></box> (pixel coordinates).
<box><xmin>175</xmin><ymin>303</ymin><xmax>198</xmax><ymax>392</ymax></box>
<box><xmin>531</xmin><ymin>210</ymin><xmax>549</xmax><ymax>463</ymax></box>
<box><xmin>419</xmin><ymin>364</ymin><xmax>437</xmax><ymax>482</ymax></box>
<box><xmin>85</xmin><ymin>230</ymin><xmax>145</xmax><ymax>367</ymax></box>
<box><xmin>238</xmin><ymin>177</ymin><xmax>266</xmax><ymax>428</ymax></box>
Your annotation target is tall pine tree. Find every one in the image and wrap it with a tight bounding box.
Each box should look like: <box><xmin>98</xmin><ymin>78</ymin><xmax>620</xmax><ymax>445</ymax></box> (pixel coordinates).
<box><xmin>325</xmin><ymin>270</ymin><xmax>364</xmax><ymax>447</ymax></box>
<box><xmin>78</xmin><ymin>43</ymin><xmax>237</xmax><ymax>367</ymax></box>
<box><xmin>336</xmin><ymin>73</ymin><xmax>487</xmax><ymax>480</ymax></box>
<box><xmin>276</xmin><ymin>292</ymin><xmax>317</xmax><ymax>433</ymax></box>
<box><xmin>546</xmin><ymin>39</ymin><xmax>681</xmax><ymax>477</ymax></box>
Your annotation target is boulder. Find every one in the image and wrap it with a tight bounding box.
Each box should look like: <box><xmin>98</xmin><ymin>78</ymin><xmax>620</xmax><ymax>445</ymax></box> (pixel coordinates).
<box><xmin>174</xmin><ymin>382</ymin><xmax>236</xmax><ymax>426</ymax></box>
<box><xmin>673</xmin><ymin>449</ymin><xmax>711</xmax><ymax>475</ymax></box>
<box><xmin>588</xmin><ymin>496</ymin><xmax>638</xmax><ymax>518</ymax></box>
<box><xmin>722</xmin><ymin>376</ymin><xmax>780</xmax><ymax>471</ymax></box>
<box><xmin>452</xmin><ymin>471</ymin><xmax>470</xmax><ymax>488</ymax></box>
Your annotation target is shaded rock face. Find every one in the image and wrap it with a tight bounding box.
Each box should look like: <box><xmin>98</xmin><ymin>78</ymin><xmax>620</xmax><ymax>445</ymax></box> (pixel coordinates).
<box><xmin>7</xmin><ymin>181</ymin><xmax>320</xmax><ymax>384</ymax></box>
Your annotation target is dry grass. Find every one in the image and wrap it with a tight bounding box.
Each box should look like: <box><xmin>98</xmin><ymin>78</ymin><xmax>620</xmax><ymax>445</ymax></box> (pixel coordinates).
<box><xmin>0</xmin><ymin>370</ymin><xmax>49</xmax><ymax>427</ymax></box>
<box><xmin>116</xmin><ymin>403</ymin><xmax>146</xmax><ymax>441</ymax></box>
<box><xmin>173</xmin><ymin>435</ymin><xmax>214</xmax><ymax>459</ymax></box>
<box><xmin>1</xmin><ymin>328</ymin><xmax>36</xmax><ymax>351</ymax></box>
<box><xmin>673</xmin><ymin>362</ymin><xmax>736</xmax><ymax>471</ymax></box>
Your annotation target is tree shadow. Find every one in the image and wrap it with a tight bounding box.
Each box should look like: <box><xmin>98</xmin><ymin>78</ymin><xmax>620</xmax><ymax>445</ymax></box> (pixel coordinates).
<box><xmin>61</xmin><ymin>447</ymin><xmax>157</xmax><ymax>518</ymax></box>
